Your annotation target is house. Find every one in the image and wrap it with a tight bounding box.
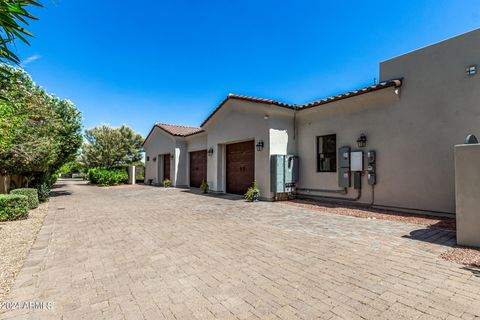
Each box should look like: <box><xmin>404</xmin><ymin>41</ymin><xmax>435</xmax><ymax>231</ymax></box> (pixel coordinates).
<box><xmin>143</xmin><ymin>29</ymin><xmax>480</xmax><ymax>215</ymax></box>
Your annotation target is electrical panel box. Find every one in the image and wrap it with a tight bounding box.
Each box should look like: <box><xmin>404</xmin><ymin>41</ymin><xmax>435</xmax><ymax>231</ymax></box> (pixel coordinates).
<box><xmin>353</xmin><ymin>171</ymin><xmax>362</xmax><ymax>190</ymax></box>
<box><xmin>339</xmin><ymin>167</ymin><xmax>350</xmax><ymax>188</ymax></box>
<box><xmin>284</xmin><ymin>155</ymin><xmax>299</xmax><ymax>191</ymax></box>
<box><xmin>367</xmin><ymin>150</ymin><xmax>376</xmax><ymax>185</ymax></box>
<box><xmin>338</xmin><ymin>146</ymin><xmax>351</xmax><ymax>168</ymax></box>
<box><xmin>271</xmin><ymin>155</ymin><xmax>299</xmax><ymax>193</ymax></box>
<box><xmin>338</xmin><ymin>146</ymin><xmax>351</xmax><ymax>188</ymax></box>
<box><xmin>350</xmin><ymin>151</ymin><xmax>364</xmax><ymax>171</ymax></box>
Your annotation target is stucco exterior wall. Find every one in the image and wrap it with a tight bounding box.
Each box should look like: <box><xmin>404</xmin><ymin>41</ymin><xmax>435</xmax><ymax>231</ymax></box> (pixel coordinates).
<box><xmin>203</xmin><ymin>100</ymin><xmax>294</xmax><ymax>199</ymax></box>
<box><xmin>186</xmin><ymin>133</ymin><xmax>207</xmax><ymax>152</ymax></box>
<box><xmin>143</xmin><ymin>127</ymin><xmax>176</xmax><ymax>185</ymax></box>
<box><xmin>378</xmin><ymin>29</ymin><xmax>480</xmax><ymax>213</ymax></box>
<box><xmin>455</xmin><ymin>143</ymin><xmax>480</xmax><ymax>247</ymax></box>
<box><xmin>295</xmin><ymin>29</ymin><xmax>480</xmax><ymax>214</ymax></box>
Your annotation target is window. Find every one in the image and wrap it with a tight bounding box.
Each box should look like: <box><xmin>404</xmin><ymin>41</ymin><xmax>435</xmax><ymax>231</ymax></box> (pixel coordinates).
<box><xmin>317</xmin><ymin>134</ymin><xmax>336</xmax><ymax>172</ymax></box>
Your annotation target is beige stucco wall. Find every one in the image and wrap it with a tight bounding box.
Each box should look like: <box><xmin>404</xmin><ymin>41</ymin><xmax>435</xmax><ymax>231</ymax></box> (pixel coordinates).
<box><xmin>296</xmin><ymin>89</ymin><xmax>399</xmax><ymax>206</ymax></box>
<box><xmin>143</xmin><ymin>127</ymin><xmax>177</xmax><ymax>185</ymax></box>
<box><xmin>203</xmin><ymin>99</ymin><xmax>294</xmax><ymax>199</ymax></box>
<box><xmin>186</xmin><ymin>133</ymin><xmax>207</xmax><ymax>152</ymax></box>
<box><xmin>295</xmin><ymin>29</ymin><xmax>480</xmax><ymax>214</ymax></box>
<box><xmin>455</xmin><ymin>143</ymin><xmax>480</xmax><ymax>247</ymax></box>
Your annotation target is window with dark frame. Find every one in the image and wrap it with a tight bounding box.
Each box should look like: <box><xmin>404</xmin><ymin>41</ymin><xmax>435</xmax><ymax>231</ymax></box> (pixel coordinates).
<box><xmin>317</xmin><ymin>134</ymin><xmax>337</xmax><ymax>172</ymax></box>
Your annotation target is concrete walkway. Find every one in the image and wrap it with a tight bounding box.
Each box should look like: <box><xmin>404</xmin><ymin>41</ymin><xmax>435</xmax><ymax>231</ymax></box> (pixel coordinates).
<box><xmin>1</xmin><ymin>180</ymin><xmax>479</xmax><ymax>319</ymax></box>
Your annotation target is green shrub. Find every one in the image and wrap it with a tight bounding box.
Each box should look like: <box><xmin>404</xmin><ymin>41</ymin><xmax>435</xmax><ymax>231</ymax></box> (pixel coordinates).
<box><xmin>10</xmin><ymin>188</ymin><xmax>39</xmax><ymax>209</ymax></box>
<box><xmin>200</xmin><ymin>180</ymin><xmax>209</xmax><ymax>193</ymax></box>
<box><xmin>0</xmin><ymin>194</ymin><xmax>29</xmax><ymax>221</ymax></box>
<box><xmin>37</xmin><ymin>182</ymin><xmax>50</xmax><ymax>202</ymax></box>
<box><xmin>244</xmin><ymin>180</ymin><xmax>260</xmax><ymax>202</ymax></box>
<box><xmin>163</xmin><ymin>179</ymin><xmax>171</xmax><ymax>187</ymax></box>
<box><xmin>87</xmin><ymin>168</ymin><xmax>128</xmax><ymax>186</ymax></box>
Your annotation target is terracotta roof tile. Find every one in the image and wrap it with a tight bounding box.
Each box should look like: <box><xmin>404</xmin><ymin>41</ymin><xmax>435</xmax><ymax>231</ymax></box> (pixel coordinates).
<box><xmin>155</xmin><ymin>123</ymin><xmax>203</xmax><ymax>137</ymax></box>
<box><xmin>300</xmin><ymin>79</ymin><xmax>402</xmax><ymax>109</ymax></box>
<box><xmin>200</xmin><ymin>79</ymin><xmax>402</xmax><ymax>127</ymax></box>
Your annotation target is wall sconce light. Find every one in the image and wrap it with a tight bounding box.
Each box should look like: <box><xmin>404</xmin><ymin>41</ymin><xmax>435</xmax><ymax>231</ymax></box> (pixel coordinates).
<box><xmin>207</xmin><ymin>148</ymin><xmax>214</xmax><ymax>157</ymax></box>
<box><xmin>264</xmin><ymin>115</ymin><xmax>269</xmax><ymax>120</ymax></box>
<box><xmin>466</xmin><ymin>65</ymin><xmax>477</xmax><ymax>76</ymax></box>
<box><xmin>153</xmin><ymin>156</ymin><xmax>157</xmax><ymax>162</ymax></box>
<box><xmin>170</xmin><ymin>154</ymin><xmax>174</xmax><ymax>159</ymax></box>
<box><xmin>256</xmin><ymin>140</ymin><xmax>264</xmax><ymax>151</ymax></box>
<box><xmin>357</xmin><ymin>134</ymin><xmax>367</xmax><ymax>148</ymax></box>
<box><xmin>146</xmin><ymin>156</ymin><xmax>150</xmax><ymax>162</ymax></box>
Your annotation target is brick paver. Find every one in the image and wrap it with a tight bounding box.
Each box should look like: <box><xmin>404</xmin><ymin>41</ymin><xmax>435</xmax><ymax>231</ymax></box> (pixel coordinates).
<box><xmin>1</xmin><ymin>180</ymin><xmax>479</xmax><ymax>319</ymax></box>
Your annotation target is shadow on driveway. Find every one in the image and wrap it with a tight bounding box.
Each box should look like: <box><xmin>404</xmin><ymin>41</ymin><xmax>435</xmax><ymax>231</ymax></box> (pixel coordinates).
<box><xmin>402</xmin><ymin>227</ymin><xmax>456</xmax><ymax>247</ymax></box>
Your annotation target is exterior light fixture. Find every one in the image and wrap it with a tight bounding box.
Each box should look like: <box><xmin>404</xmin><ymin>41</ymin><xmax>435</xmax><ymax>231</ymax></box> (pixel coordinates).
<box><xmin>207</xmin><ymin>148</ymin><xmax>214</xmax><ymax>157</ymax></box>
<box><xmin>146</xmin><ymin>156</ymin><xmax>150</xmax><ymax>162</ymax></box>
<box><xmin>153</xmin><ymin>156</ymin><xmax>157</xmax><ymax>162</ymax></box>
<box><xmin>256</xmin><ymin>140</ymin><xmax>264</xmax><ymax>151</ymax></box>
<box><xmin>264</xmin><ymin>115</ymin><xmax>269</xmax><ymax>120</ymax></box>
<box><xmin>466</xmin><ymin>65</ymin><xmax>477</xmax><ymax>76</ymax></box>
<box><xmin>357</xmin><ymin>134</ymin><xmax>367</xmax><ymax>148</ymax></box>
<box><xmin>170</xmin><ymin>154</ymin><xmax>174</xmax><ymax>159</ymax></box>
<box><xmin>465</xmin><ymin>134</ymin><xmax>479</xmax><ymax>144</ymax></box>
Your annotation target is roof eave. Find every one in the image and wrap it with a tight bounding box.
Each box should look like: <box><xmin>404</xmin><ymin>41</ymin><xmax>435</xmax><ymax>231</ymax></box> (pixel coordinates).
<box><xmin>300</xmin><ymin>79</ymin><xmax>402</xmax><ymax>110</ymax></box>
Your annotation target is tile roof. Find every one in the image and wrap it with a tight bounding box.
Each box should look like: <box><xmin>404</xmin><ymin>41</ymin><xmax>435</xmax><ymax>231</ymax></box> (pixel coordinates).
<box><xmin>199</xmin><ymin>94</ymin><xmax>294</xmax><ymax>127</ymax></box>
<box><xmin>300</xmin><ymin>79</ymin><xmax>402</xmax><ymax>109</ymax></box>
<box><xmin>142</xmin><ymin>123</ymin><xmax>204</xmax><ymax>146</ymax></box>
<box><xmin>155</xmin><ymin>123</ymin><xmax>204</xmax><ymax>137</ymax></box>
<box><xmin>144</xmin><ymin>79</ymin><xmax>403</xmax><ymax>146</ymax></box>
<box><xmin>200</xmin><ymin>79</ymin><xmax>402</xmax><ymax>127</ymax></box>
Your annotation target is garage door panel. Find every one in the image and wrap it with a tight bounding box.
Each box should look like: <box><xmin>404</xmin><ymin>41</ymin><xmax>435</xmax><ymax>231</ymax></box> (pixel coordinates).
<box><xmin>163</xmin><ymin>154</ymin><xmax>170</xmax><ymax>180</ymax></box>
<box><xmin>190</xmin><ymin>150</ymin><xmax>207</xmax><ymax>188</ymax></box>
<box><xmin>226</xmin><ymin>141</ymin><xmax>254</xmax><ymax>195</ymax></box>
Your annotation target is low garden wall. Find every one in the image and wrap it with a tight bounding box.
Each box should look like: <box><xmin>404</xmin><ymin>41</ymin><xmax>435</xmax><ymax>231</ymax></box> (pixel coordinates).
<box><xmin>455</xmin><ymin>143</ymin><xmax>480</xmax><ymax>247</ymax></box>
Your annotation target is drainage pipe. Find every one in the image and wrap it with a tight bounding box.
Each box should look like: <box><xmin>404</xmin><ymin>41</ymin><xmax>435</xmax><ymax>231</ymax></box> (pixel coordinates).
<box><xmin>296</xmin><ymin>188</ymin><xmax>362</xmax><ymax>202</ymax></box>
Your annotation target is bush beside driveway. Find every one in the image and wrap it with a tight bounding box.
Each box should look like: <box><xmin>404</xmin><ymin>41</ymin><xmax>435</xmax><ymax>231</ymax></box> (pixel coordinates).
<box><xmin>0</xmin><ymin>203</ymin><xmax>48</xmax><ymax>303</ymax></box>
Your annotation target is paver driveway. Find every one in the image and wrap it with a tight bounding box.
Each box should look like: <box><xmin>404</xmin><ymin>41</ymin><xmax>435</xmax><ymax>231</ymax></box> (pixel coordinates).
<box><xmin>2</xmin><ymin>180</ymin><xmax>480</xmax><ymax>320</ymax></box>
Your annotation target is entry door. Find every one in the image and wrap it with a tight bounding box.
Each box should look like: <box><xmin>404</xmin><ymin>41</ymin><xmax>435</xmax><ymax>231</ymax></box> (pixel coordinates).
<box><xmin>226</xmin><ymin>140</ymin><xmax>255</xmax><ymax>195</ymax></box>
<box><xmin>189</xmin><ymin>150</ymin><xmax>207</xmax><ymax>188</ymax></box>
<box><xmin>163</xmin><ymin>154</ymin><xmax>171</xmax><ymax>180</ymax></box>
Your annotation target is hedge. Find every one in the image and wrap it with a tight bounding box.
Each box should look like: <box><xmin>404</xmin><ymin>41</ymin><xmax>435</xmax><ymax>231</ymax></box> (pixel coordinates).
<box><xmin>87</xmin><ymin>168</ymin><xmax>128</xmax><ymax>186</ymax></box>
<box><xmin>0</xmin><ymin>194</ymin><xmax>29</xmax><ymax>221</ymax></box>
<box><xmin>10</xmin><ymin>188</ymin><xmax>39</xmax><ymax>209</ymax></box>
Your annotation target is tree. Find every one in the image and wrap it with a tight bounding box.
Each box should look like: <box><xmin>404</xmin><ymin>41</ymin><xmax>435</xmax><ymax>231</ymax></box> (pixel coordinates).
<box><xmin>0</xmin><ymin>64</ymin><xmax>82</xmax><ymax>190</ymax></box>
<box><xmin>0</xmin><ymin>0</ymin><xmax>42</xmax><ymax>74</ymax></box>
<box><xmin>80</xmin><ymin>124</ymin><xmax>143</xmax><ymax>169</ymax></box>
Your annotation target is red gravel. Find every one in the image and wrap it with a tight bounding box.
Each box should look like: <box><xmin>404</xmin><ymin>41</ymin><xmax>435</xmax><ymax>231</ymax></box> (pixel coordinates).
<box><xmin>441</xmin><ymin>247</ymin><xmax>480</xmax><ymax>267</ymax></box>
<box><xmin>283</xmin><ymin>199</ymin><xmax>456</xmax><ymax>231</ymax></box>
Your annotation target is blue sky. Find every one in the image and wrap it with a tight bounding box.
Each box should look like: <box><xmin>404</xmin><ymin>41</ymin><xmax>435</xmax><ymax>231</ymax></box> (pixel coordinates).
<box><xmin>16</xmin><ymin>1</ymin><xmax>480</xmax><ymax>137</ymax></box>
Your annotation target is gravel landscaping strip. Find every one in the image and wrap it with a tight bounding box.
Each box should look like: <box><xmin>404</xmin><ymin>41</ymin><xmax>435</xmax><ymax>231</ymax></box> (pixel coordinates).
<box><xmin>0</xmin><ymin>203</ymin><xmax>48</xmax><ymax>302</ymax></box>
<box><xmin>284</xmin><ymin>199</ymin><xmax>456</xmax><ymax>230</ymax></box>
<box><xmin>441</xmin><ymin>247</ymin><xmax>480</xmax><ymax>267</ymax></box>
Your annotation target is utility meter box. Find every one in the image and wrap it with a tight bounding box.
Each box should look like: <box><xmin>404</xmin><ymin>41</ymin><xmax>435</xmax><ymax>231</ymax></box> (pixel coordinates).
<box><xmin>338</xmin><ymin>146</ymin><xmax>351</xmax><ymax>188</ymax></box>
<box><xmin>350</xmin><ymin>151</ymin><xmax>364</xmax><ymax>171</ymax></box>
<box><xmin>271</xmin><ymin>155</ymin><xmax>299</xmax><ymax>193</ymax></box>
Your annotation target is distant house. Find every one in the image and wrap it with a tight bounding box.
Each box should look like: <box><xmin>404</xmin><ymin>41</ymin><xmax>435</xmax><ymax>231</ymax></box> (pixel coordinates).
<box><xmin>143</xmin><ymin>29</ymin><xmax>480</xmax><ymax>215</ymax></box>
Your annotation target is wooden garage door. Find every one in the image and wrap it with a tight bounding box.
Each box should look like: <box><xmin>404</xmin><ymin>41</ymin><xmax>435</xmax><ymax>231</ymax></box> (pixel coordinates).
<box><xmin>189</xmin><ymin>150</ymin><xmax>207</xmax><ymax>188</ymax></box>
<box><xmin>226</xmin><ymin>140</ymin><xmax>255</xmax><ymax>195</ymax></box>
<box><xmin>163</xmin><ymin>154</ymin><xmax>170</xmax><ymax>180</ymax></box>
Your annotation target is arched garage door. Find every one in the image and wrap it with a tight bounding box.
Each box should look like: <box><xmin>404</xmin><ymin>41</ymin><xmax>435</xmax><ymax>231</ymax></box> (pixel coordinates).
<box><xmin>226</xmin><ymin>140</ymin><xmax>255</xmax><ymax>195</ymax></box>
